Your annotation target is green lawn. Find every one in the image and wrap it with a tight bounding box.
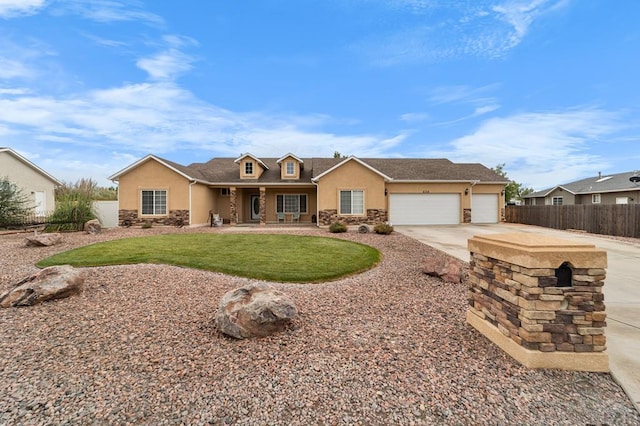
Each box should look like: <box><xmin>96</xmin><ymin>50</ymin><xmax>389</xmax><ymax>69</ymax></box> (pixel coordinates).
<box><xmin>37</xmin><ymin>234</ymin><xmax>381</xmax><ymax>283</ymax></box>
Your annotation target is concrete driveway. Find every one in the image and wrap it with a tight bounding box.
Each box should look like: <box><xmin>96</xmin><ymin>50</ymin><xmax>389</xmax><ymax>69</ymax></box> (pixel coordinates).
<box><xmin>396</xmin><ymin>223</ymin><xmax>640</xmax><ymax>412</ymax></box>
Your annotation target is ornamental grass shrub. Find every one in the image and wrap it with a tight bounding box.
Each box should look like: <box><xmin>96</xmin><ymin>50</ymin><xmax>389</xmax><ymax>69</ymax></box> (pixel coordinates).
<box><xmin>45</xmin><ymin>178</ymin><xmax>97</xmax><ymax>232</ymax></box>
<box><xmin>373</xmin><ymin>223</ymin><xmax>394</xmax><ymax>235</ymax></box>
<box><xmin>329</xmin><ymin>222</ymin><xmax>347</xmax><ymax>233</ymax></box>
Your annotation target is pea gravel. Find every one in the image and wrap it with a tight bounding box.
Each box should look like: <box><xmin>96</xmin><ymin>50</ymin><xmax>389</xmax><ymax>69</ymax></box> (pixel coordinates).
<box><xmin>1</xmin><ymin>226</ymin><xmax>638</xmax><ymax>425</ymax></box>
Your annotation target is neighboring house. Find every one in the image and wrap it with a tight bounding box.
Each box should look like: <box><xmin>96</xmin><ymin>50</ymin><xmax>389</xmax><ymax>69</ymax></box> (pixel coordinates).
<box><xmin>0</xmin><ymin>147</ymin><xmax>62</xmax><ymax>215</ymax></box>
<box><xmin>523</xmin><ymin>171</ymin><xmax>640</xmax><ymax>206</ymax></box>
<box><xmin>108</xmin><ymin>153</ymin><xmax>508</xmax><ymax>227</ymax></box>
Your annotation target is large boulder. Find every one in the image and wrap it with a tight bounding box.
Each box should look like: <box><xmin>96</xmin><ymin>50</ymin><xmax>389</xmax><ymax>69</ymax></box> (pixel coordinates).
<box><xmin>84</xmin><ymin>219</ymin><xmax>102</xmax><ymax>234</ymax></box>
<box><xmin>216</xmin><ymin>283</ymin><xmax>298</xmax><ymax>339</ymax></box>
<box><xmin>0</xmin><ymin>265</ymin><xmax>86</xmax><ymax>308</ymax></box>
<box><xmin>423</xmin><ymin>257</ymin><xmax>463</xmax><ymax>284</ymax></box>
<box><xmin>25</xmin><ymin>233</ymin><xmax>62</xmax><ymax>247</ymax></box>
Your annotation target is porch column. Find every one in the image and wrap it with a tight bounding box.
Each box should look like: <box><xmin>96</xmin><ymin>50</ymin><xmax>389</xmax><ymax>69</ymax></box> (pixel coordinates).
<box><xmin>259</xmin><ymin>187</ymin><xmax>266</xmax><ymax>226</ymax></box>
<box><xmin>229</xmin><ymin>187</ymin><xmax>237</xmax><ymax>225</ymax></box>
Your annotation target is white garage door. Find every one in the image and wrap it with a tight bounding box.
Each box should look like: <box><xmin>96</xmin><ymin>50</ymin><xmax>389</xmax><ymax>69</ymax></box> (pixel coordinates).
<box><xmin>472</xmin><ymin>194</ymin><xmax>499</xmax><ymax>223</ymax></box>
<box><xmin>389</xmin><ymin>194</ymin><xmax>460</xmax><ymax>225</ymax></box>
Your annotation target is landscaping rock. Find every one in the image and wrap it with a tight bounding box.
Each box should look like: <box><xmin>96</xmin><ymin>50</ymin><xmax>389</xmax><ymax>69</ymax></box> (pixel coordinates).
<box><xmin>25</xmin><ymin>233</ymin><xmax>62</xmax><ymax>247</ymax></box>
<box><xmin>216</xmin><ymin>283</ymin><xmax>298</xmax><ymax>339</ymax></box>
<box><xmin>0</xmin><ymin>265</ymin><xmax>86</xmax><ymax>308</ymax></box>
<box><xmin>423</xmin><ymin>257</ymin><xmax>463</xmax><ymax>284</ymax></box>
<box><xmin>84</xmin><ymin>219</ymin><xmax>102</xmax><ymax>234</ymax></box>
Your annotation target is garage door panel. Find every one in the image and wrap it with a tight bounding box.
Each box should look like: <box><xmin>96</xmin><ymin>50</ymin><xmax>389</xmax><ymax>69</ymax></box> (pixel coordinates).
<box><xmin>472</xmin><ymin>194</ymin><xmax>498</xmax><ymax>224</ymax></box>
<box><xmin>390</xmin><ymin>194</ymin><xmax>460</xmax><ymax>225</ymax></box>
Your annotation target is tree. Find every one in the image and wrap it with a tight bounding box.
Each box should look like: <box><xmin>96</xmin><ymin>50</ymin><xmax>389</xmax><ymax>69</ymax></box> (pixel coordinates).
<box><xmin>0</xmin><ymin>177</ymin><xmax>33</xmax><ymax>227</ymax></box>
<box><xmin>333</xmin><ymin>151</ymin><xmax>348</xmax><ymax>158</ymax></box>
<box><xmin>491</xmin><ymin>164</ymin><xmax>534</xmax><ymax>203</ymax></box>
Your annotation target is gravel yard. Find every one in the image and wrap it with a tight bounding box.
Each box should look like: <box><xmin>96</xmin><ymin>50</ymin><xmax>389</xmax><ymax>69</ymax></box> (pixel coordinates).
<box><xmin>1</xmin><ymin>226</ymin><xmax>638</xmax><ymax>425</ymax></box>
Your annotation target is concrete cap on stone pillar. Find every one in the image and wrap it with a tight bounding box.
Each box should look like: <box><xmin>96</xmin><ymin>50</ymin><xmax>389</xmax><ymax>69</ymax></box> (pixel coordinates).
<box><xmin>468</xmin><ymin>233</ymin><xmax>607</xmax><ymax>269</ymax></box>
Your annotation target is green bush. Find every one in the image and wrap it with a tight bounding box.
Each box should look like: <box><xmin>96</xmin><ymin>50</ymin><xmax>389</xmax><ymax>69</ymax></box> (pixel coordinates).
<box><xmin>141</xmin><ymin>221</ymin><xmax>153</xmax><ymax>229</ymax></box>
<box><xmin>45</xmin><ymin>178</ymin><xmax>97</xmax><ymax>232</ymax></box>
<box><xmin>0</xmin><ymin>177</ymin><xmax>33</xmax><ymax>228</ymax></box>
<box><xmin>374</xmin><ymin>223</ymin><xmax>394</xmax><ymax>235</ymax></box>
<box><xmin>329</xmin><ymin>222</ymin><xmax>347</xmax><ymax>233</ymax></box>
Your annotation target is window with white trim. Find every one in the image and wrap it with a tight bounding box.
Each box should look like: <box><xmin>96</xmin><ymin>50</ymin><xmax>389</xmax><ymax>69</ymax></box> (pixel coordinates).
<box><xmin>245</xmin><ymin>161</ymin><xmax>253</xmax><ymax>175</ymax></box>
<box><xmin>220</xmin><ymin>188</ymin><xmax>230</xmax><ymax>196</ymax></box>
<box><xmin>339</xmin><ymin>190</ymin><xmax>364</xmax><ymax>215</ymax></box>
<box><xmin>276</xmin><ymin>194</ymin><xmax>308</xmax><ymax>213</ymax></box>
<box><xmin>592</xmin><ymin>193</ymin><xmax>601</xmax><ymax>204</ymax></box>
<box><xmin>552</xmin><ymin>196</ymin><xmax>563</xmax><ymax>206</ymax></box>
<box><xmin>285</xmin><ymin>161</ymin><xmax>295</xmax><ymax>175</ymax></box>
<box><xmin>141</xmin><ymin>190</ymin><xmax>167</xmax><ymax>215</ymax></box>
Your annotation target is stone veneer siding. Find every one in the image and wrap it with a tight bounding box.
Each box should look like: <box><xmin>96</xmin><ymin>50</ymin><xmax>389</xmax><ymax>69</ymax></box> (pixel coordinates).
<box><xmin>468</xmin><ymin>252</ymin><xmax>606</xmax><ymax>353</ymax></box>
<box><xmin>463</xmin><ymin>208</ymin><xmax>472</xmax><ymax>223</ymax></box>
<box><xmin>319</xmin><ymin>209</ymin><xmax>388</xmax><ymax>226</ymax></box>
<box><xmin>229</xmin><ymin>188</ymin><xmax>237</xmax><ymax>225</ymax></box>
<box><xmin>118</xmin><ymin>209</ymin><xmax>189</xmax><ymax>227</ymax></box>
<box><xmin>259</xmin><ymin>188</ymin><xmax>266</xmax><ymax>225</ymax></box>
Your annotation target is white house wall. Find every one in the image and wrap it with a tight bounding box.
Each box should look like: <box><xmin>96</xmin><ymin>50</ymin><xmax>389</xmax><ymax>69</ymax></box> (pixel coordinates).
<box><xmin>0</xmin><ymin>152</ymin><xmax>58</xmax><ymax>214</ymax></box>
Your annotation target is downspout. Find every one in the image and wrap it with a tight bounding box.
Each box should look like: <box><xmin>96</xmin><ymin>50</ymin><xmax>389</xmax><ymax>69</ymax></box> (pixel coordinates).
<box><xmin>188</xmin><ymin>180</ymin><xmax>196</xmax><ymax>226</ymax></box>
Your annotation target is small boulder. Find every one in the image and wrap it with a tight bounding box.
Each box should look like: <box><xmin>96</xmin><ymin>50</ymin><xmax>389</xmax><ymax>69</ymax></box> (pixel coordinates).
<box><xmin>25</xmin><ymin>233</ymin><xmax>62</xmax><ymax>247</ymax></box>
<box><xmin>216</xmin><ymin>283</ymin><xmax>298</xmax><ymax>339</ymax></box>
<box><xmin>0</xmin><ymin>265</ymin><xmax>86</xmax><ymax>308</ymax></box>
<box><xmin>423</xmin><ymin>257</ymin><xmax>463</xmax><ymax>284</ymax></box>
<box><xmin>85</xmin><ymin>219</ymin><xmax>102</xmax><ymax>234</ymax></box>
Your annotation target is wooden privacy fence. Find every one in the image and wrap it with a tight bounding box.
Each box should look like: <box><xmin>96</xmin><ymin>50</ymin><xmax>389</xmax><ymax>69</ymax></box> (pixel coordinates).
<box><xmin>505</xmin><ymin>204</ymin><xmax>640</xmax><ymax>238</ymax></box>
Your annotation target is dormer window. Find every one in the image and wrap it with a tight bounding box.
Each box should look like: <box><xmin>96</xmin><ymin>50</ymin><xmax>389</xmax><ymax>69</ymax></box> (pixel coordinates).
<box><xmin>245</xmin><ymin>162</ymin><xmax>253</xmax><ymax>175</ymax></box>
<box><xmin>286</xmin><ymin>161</ymin><xmax>295</xmax><ymax>176</ymax></box>
<box><xmin>277</xmin><ymin>153</ymin><xmax>303</xmax><ymax>180</ymax></box>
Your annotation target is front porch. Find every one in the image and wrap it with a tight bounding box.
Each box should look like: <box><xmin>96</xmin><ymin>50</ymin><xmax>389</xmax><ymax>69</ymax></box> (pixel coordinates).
<box><xmin>211</xmin><ymin>185</ymin><xmax>318</xmax><ymax>226</ymax></box>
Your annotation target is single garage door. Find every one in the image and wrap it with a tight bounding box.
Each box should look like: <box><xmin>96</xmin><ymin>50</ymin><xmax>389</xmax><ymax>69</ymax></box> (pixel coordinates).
<box><xmin>472</xmin><ymin>194</ymin><xmax>499</xmax><ymax>223</ymax></box>
<box><xmin>389</xmin><ymin>193</ymin><xmax>460</xmax><ymax>225</ymax></box>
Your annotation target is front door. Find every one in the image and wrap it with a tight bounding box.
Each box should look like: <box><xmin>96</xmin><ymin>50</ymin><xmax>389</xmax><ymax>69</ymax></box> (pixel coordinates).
<box><xmin>250</xmin><ymin>195</ymin><xmax>260</xmax><ymax>221</ymax></box>
<box><xmin>34</xmin><ymin>191</ymin><xmax>45</xmax><ymax>216</ymax></box>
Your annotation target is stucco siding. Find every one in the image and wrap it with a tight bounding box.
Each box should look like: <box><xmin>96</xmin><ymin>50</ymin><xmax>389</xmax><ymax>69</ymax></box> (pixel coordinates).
<box><xmin>117</xmin><ymin>159</ymin><xmax>190</xmax><ymax>214</ymax></box>
<box><xmin>0</xmin><ymin>152</ymin><xmax>57</xmax><ymax>213</ymax></box>
<box><xmin>191</xmin><ymin>183</ymin><xmax>216</xmax><ymax>226</ymax></box>
<box><xmin>386</xmin><ymin>181</ymin><xmax>469</xmax><ymax>207</ymax></box>
<box><xmin>317</xmin><ymin>160</ymin><xmax>386</xmax><ymax>212</ymax></box>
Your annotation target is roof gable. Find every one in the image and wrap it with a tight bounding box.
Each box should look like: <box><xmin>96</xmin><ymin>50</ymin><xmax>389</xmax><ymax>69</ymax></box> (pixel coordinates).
<box><xmin>276</xmin><ymin>153</ymin><xmax>304</xmax><ymax>167</ymax></box>
<box><xmin>0</xmin><ymin>147</ymin><xmax>63</xmax><ymax>186</ymax></box>
<box><xmin>312</xmin><ymin>156</ymin><xmax>392</xmax><ymax>182</ymax></box>
<box><xmin>234</xmin><ymin>153</ymin><xmax>269</xmax><ymax>170</ymax></box>
<box><xmin>108</xmin><ymin>154</ymin><xmax>207</xmax><ymax>182</ymax></box>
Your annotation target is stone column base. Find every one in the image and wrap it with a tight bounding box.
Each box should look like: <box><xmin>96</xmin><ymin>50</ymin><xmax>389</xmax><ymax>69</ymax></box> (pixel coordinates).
<box><xmin>467</xmin><ymin>310</ymin><xmax>609</xmax><ymax>372</ymax></box>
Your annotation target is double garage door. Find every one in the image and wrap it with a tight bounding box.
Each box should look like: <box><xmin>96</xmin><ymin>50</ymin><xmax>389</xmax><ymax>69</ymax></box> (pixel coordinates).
<box><xmin>389</xmin><ymin>193</ymin><xmax>498</xmax><ymax>225</ymax></box>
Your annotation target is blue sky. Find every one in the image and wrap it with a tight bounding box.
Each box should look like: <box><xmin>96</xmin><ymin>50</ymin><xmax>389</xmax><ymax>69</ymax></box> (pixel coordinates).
<box><xmin>1</xmin><ymin>0</ymin><xmax>638</xmax><ymax>189</ymax></box>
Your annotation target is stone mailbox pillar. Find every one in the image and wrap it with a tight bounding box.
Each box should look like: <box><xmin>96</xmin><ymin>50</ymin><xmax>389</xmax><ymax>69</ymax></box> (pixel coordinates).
<box><xmin>467</xmin><ymin>233</ymin><xmax>608</xmax><ymax>372</ymax></box>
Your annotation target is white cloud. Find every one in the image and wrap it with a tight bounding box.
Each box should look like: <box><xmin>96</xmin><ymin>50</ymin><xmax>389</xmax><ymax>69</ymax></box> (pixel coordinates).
<box><xmin>492</xmin><ymin>0</ymin><xmax>565</xmax><ymax>49</ymax></box>
<box><xmin>426</xmin><ymin>108</ymin><xmax>620</xmax><ymax>189</ymax></box>
<box><xmin>135</xmin><ymin>35</ymin><xmax>199</xmax><ymax>81</ymax></box>
<box><xmin>428</xmin><ymin>83</ymin><xmax>500</xmax><ymax>105</ymax></box>
<box><xmin>0</xmin><ymin>57</ymin><xmax>33</xmax><ymax>79</ymax></box>
<box><xmin>356</xmin><ymin>0</ymin><xmax>569</xmax><ymax>65</ymax></box>
<box><xmin>400</xmin><ymin>112</ymin><xmax>430</xmax><ymax>123</ymax></box>
<box><xmin>0</xmin><ymin>80</ymin><xmax>407</xmax><ymax>185</ymax></box>
<box><xmin>136</xmin><ymin>49</ymin><xmax>195</xmax><ymax>81</ymax></box>
<box><xmin>52</xmin><ymin>0</ymin><xmax>164</xmax><ymax>25</ymax></box>
<box><xmin>0</xmin><ymin>0</ymin><xmax>46</xmax><ymax>18</ymax></box>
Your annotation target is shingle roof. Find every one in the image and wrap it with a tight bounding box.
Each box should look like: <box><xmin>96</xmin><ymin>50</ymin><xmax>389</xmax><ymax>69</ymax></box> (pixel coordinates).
<box><xmin>524</xmin><ymin>171</ymin><xmax>640</xmax><ymax>197</ymax></box>
<box><xmin>112</xmin><ymin>154</ymin><xmax>508</xmax><ymax>184</ymax></box>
